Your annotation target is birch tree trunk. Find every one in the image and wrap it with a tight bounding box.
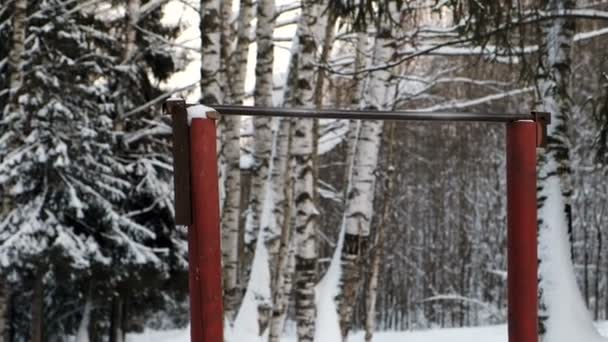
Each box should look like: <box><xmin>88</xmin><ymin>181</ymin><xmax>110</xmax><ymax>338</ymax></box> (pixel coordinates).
<box><xmin>219</xmin><ymin>0</ymin><xmax>233</xmax><ymax>101</ymax></box>
<box><xmin>266</xmin><ymin>21</ymin><xmax>303</xmax><ymax>340</ymax></box>
<box><xmin>292</xmin><ymin>117</ymin><xmax>318</xmax><ymax>342</ymax></box>
<box><xmin>289</xmin><ymin>1</ymin><xmax>328</xmax><ymax>340</ymax></box>
<box><xmin>337</xmin><ymin>14</ymin><xmax>395</xmax><ymax>341</ymax></box>
<box><xmin>222</xmin><ymin>114</ymin><xmax>241</xmax><ymax>322</ymax></box>
<box><xmin>535</xmin><ymin>0</ymin><xmax>602</xmax><ymax>341</ymax></box>
<box><xmin>267</xmin><ymin>119</ymin><xmax>295</xmax><ymax>342</ymax></box>
<box><xmin>344</xmin><ymin>32</ymin><xmax>368</xmax><ymax>198</ymax></box>
<box><xmin>220</xmin><ymin>0</ymin><xmax>251</xmax><ymax>322</ymax></box>
<box><xmin>199</xmin><ymin>0</ymin><xmax>241</xmax><ymax>323</ymax></box>
<box><xmin>200</xmin><ymin>0</ymin><xmax>222</xmax><ymax>105</ymax></box>
<box><xmin>364</xmin><ymin>123</ymin><xmax>395</xmax><ymax>342</ymax></box>
<box><xmin>242</xmin><ymin>0</ymin><xmax>276</xmax><ymax>305</ymax></box>
<box><xmin>229</xmin><ymin>0</ymin><xmax>253</xmax><ymax>104</ymax></box>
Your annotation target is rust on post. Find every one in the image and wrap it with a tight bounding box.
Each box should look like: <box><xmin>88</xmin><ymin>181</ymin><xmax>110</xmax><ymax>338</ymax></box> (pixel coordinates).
<box><xmin>165</xmin><ymin>98</ymin><xmax>192</xmax><ymax>226</ymax></box>
<box><xmin>532</xmin><ymin>111</ymin><xmax>551</xmax><ymax>148</ymax></box>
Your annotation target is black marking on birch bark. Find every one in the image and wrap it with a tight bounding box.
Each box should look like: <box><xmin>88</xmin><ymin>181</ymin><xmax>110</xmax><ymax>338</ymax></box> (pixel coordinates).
<box><xmin>342</xmin><ymin>233</ymin><xmax>369</xmax><ymax>255</ymax></box>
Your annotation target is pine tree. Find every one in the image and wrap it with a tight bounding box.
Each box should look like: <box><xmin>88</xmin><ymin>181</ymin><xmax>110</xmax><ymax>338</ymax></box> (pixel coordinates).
<box><xmin>0</xmin><ymin>1</ymin><xmax>186</xmax><ymax>339</ymax></box>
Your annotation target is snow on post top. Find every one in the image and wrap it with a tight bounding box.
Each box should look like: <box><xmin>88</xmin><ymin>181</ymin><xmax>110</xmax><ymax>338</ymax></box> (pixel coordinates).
<box><xmin>186</xmin><ymin>104</ymin><xmax>218</xmax><ymax>125</ymax></box>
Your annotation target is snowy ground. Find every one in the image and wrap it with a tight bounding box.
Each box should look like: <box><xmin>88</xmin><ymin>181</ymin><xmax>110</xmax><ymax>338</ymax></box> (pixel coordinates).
<box><xmin>127</xmin><ymin>322</ymin><xmax>608</xmax><ymax>342</ymax></box>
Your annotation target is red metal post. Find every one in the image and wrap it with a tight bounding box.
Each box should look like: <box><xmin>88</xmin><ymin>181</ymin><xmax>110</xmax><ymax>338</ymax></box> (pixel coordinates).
<box><xmin>506</xmin><ymin>121</ymin><xmax>538</xmax><ymax>342</ymax></box>
<box><xmin>189</xmin><ymin>117</ymin><xmax>224</xmax><ymax>342</ymax></box>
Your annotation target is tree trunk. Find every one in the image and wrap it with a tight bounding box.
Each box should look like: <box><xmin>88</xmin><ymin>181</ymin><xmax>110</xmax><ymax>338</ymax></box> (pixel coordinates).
<box><xmin>109</xmin><ymin>292</ymin><xmax>125</xmax><ymax>342</ymax></box>
<box><xmin>344</xmin><ymin>31</ymin><xmax>368</xmax><ymax>196</ymax></box>
<box><xmin>76</xmin><ymin>283</ymin><xmax>94</xmax><ymax>342</ymax></box>
<box><xmin>8</xmin><ymin>0</ymin><xmax>27</xmax><ymax>103</ymax></box>
<box><xmin>338</xmin><ymin>14</ymin><xmax>395</xmax><ymax>341</ymax></box>
<box><xmin>364</xmin><ymin>123</ymin><xmax>396</xmax><ymax>342</ymax></box>
<box><xmin>535</xmin><ymin>0</ymin><xmax>601</xmax><ymax>340</ymax></box>
<box><xmin>268</xmin><ymin>119</ymin><xmax>295</xmax><ymax>342</ymax></box>
<box><xmin>30</xmin><ymin>273</ymin><xmax>43</xmax><ymax>342</ymax></box>
<box><xmin>221</xmin><ymin>114</ymin><xmax>241</xmax><ymax>321</ymax></box>
<box><xmin>289</xmin><ymin>2</ymin><xmax>329</xmax><ymax>340</ymax></box>
<box><xmin>219</xmin><ymin>0</ymin><xmax>233</xmax><ymax>101</ymax></box>
<box><xmin>2</xmin><ymin>0</ymin><xmax>27</xmax><ymax>217</ymax></box>
<box><xmin>0</xmin><ymin>283</ymin><xmax>8</xmax><ymax>342</ymax></box>
<box><xmin>233</xmin><ymin>0</ymin><xmax>275</xmax><ymax>331</ymax></box>
<box><xmin>123</xmin><ymin>0</ymin><xmax>140</xmax><ymax>63</ymax></box>
<box><xmin>200</xmin><ymin>0</ymin><xmax>240</xmax><ymax>323</ymax></box>
<box><xmin>200</xmin><ymin>0</ymin><xmax>222</xmax><ymax>105</ymax></box>
<box><xmin>229</xmin><ymin>0</ymin><xmax>253</xmax><ymax>103</ymax></box>
<box><xmin>292</xmin><ymin>114</ymin><xmax>318</xmax><ymax>342</ymax></box>
<box><xmin>114</xmin><ymin>0</ymin><xmax>141</xmax><ymax>132</ymax></box>
<box><xmin>254</xmin><ymin>0</ymin><xmax>275</xmax><ymax>109</ymax></box>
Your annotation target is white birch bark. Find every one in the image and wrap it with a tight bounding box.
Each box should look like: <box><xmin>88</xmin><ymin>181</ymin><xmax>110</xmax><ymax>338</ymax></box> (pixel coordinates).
<box><xmin>219</xmin><ymin>0</ymin><xmax>233</xmax><ymax>101</ymax></box>
<box><xmin>218</xmin><ymin>0</ymin><xmax>248</xmax><ymax>322</ymax></box>
<box><xmin>536</xmin><ymin>1</ymin><xmax>604</xmax><ymax>341</ymax></box>
<box><xmin>364</xmin><ymin>123</ymin><xmax>395</xmax><ymax>342</ymax></box>
<box><xmin>243</xmin><ymin>0</ymin><xmax>275</xmax><ymax>285</ymax></box>
<box><xmin>337</xmin><ymin>12</ymin><xmax>396</xmax><ymax>340</ymax></box>
<box><xmin>289</xmin><ymin>1</ymin><xmax>328</xmax><ymax>341</ymax></box>
<box><xmin>254</xmin><ymin>0</ymin><xmax>275</xmax><ymax>109</ymax></box>
<box><xmin>200</xmin><ymin>0</ymin><xmax>222</xmax><ymax>105</ymax></box>
<box><xmin>222</xmin><ymin>114</ymin><xmax>241</xmax><ymax>322</ymax></box>
<box><xmin>229</xmin><ymin>0</ymin><xmax>253</xmax><ymax>104</ymax></box>
<box><xmin>344</xmin><ymin>32</ymin><xmax>368</xmax><ymax>198</ymax></box>
<box><xmin>266</xmin><ymin>27</ymin><xmax>302</xmax><ymax>340</ymax></box>
<box><xmin>292</xmin><ymin>118</ymin><xmax>318</xmax><ymax>342</ymax></box>
<box><xmin>267</xmin><ymin>119</ymin><xmax>295</xmax><ymax>342</ymax></box>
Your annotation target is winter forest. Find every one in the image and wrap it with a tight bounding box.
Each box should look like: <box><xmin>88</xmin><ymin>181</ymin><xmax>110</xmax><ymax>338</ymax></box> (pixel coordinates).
<box><xmin>1</xmin><ymin>0</ymin><xmax>608</xmax><ymax>341</ymax></box>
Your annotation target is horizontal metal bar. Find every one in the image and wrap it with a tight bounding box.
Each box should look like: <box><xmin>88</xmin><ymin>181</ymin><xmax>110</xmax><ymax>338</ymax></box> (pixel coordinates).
<box><xmin>208</xmin><ymin>105</ymin><xmax>533</xmax><ymax>123</ymax></box>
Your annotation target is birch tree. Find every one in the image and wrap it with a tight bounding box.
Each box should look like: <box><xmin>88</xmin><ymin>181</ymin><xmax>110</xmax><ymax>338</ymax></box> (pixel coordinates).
<box><xmin>220</xmin><ymin>0</ymin><xmax>252</xmax><ymax>321</ymax></box>
<box><xmin>253</xmin><ymin>0</ymin><xmax>277</xmax><ymax>330</ymax></box>
<box><xmin>200</xmin><ymin>0</ymin><xmax>222</xmax><ymax>105</ymax></box>
<box><xmin>288</xmin><ymin>1</ymin><xmax>328</xmax><ymax>340</ymax></box>
<box><xmin>242</xmin><ymin>0</ymin><xmax>276</xmax><ymax>302</ymax></box>
<box><xmin>267</xmin><ymin>119</ymin><xmax>295</xmax><ymax>342</ymax></box>
<box><xmin>337</xmin><ymin>8</ymin><xmax>397</xmax><ymax>340</ymax></box>
<box><xmin>535</xmin><ymin>0</ymin><xmax>604</xmax><ymax>341</ymax></box>
<box><xmin>364</xmin><ymin>122</ymin><xmax>396</xmax><ymax>342</ymax></box>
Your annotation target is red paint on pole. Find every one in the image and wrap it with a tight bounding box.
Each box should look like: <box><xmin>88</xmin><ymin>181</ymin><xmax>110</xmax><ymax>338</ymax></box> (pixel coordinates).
<box><xmin>506</xmin><ymin>121</ymin><xmax>538</xmax><ymax>342</ymax></box>
<box><xmin>189</xmin><ymin>118</ymin><xmax>224</xmax><ymax>342</ymax></box>
<box><xmin>188</xmin><ymin>215</ymin><xmax>203</xmax><ymax>342</ymax></box>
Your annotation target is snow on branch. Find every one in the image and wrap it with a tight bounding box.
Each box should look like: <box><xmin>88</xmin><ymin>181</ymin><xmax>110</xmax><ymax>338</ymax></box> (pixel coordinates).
<box><xmin>403</xmin><ymin>87</ymin><xmax>534</xmax><ymax>112</ymax></box>
<box><xmin>136</xmin><ymin>0</ymin><xmax>171</xmax><ymax>22</ymax></box>
<box><xmin>124</xmin><ymin>82</ymin><xmax>198</xmax><ymax>118</ymax></box>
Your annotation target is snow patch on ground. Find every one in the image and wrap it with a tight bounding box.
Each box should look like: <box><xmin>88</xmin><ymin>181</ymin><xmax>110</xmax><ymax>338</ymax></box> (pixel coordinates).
<box><xmin>128</xmin><ymin>322</ymin><xmax>608</xmax><ymax>342</ymax></box>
